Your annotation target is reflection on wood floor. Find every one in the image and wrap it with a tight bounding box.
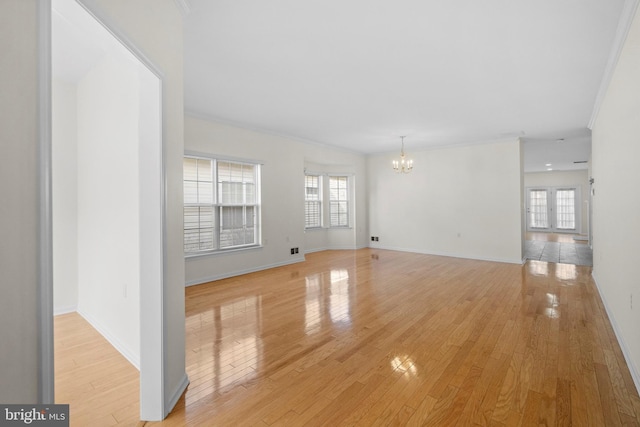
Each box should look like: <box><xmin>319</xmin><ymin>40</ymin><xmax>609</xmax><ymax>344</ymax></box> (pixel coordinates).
<box><xmin>56</xmin><ymin>249</ymin><xmax>640</xmax><ymax>426</ymax></box>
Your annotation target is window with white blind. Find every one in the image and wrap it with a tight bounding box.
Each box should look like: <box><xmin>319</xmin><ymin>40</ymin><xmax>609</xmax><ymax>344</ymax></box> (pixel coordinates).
<box><xmin>305</xmin><ymin>175</ymin><xmax>321</xmax><ymax>228</ymax></box>
<box><xmin>184</xmin><ymin>156</ymin><xmax>261</xmax><ymax>255</ymax></box>
<box><xmin>329</xmin><ymin>176</ymin><xmax>349</xmax><ymax>227</ymax></box>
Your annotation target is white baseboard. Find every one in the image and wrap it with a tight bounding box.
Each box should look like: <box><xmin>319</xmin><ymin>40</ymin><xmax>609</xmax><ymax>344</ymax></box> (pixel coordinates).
<box><xmin>186</xmin><ymin>256</ymin><xmax>305</xmax><ymax>287</ymax></box>
<box><xmin>303</xmin><ymin>246</ymin><xmax>327</xmax><ymax>254</ymax></box>
<box><xmin>304</xmin><ymin>245</ymin><xmax>363</xmax><ymax>254</ymax></box>
<box><xmin>592</xmin><ymin>272</ymin><xmax>640</xmax><ymax>395</ymax></box>
<box><xmin>77</xmin><ymin>309</ymin><xmax>140</xmax><ymax>370</ymax></box>
<box><xmin>186</xmin><ymin>246</ymin><xmax>370</xmax><ymax>285</ymax></box>
<box><xmin>368</xmin><ymin>244</ymin><xmax>523</xmax><ymax>265</ymax></box>
<box><xmin>165</xmin><ymin>373</ymin><xmax>189</xmax><ymax>418</ymax></box>
<box><xmin>53</xmin><ymin>305</ymin><xmax>77</xmax><ymax>316</ymax></box>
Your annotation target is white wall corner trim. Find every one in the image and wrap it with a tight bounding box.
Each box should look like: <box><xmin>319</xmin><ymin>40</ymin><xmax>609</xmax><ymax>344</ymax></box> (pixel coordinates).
<box><xmin>172</xmin><ymin>0</ymin><xmax>191</xmax><ymax>17</ymax></box>
<box><xmin>186</xmin><ymin>257</ymin><xmax>305</xmax><ymax>287</ymax></box>
<box><xmin>592</xmin><ymin>272</ymin><xmax>640</xmax><ymax>394</ymax></box>
<box><xmin>77</xmin><ymin>309</ymin><xmax>140</xmax><ymax>370</ymax></box>
<box><xmin>588</xmin><ymin>0</ymin><xmax>640</xmax><ymax>129</ymax></box>
<box><xmin>38</xmin><ymin>0</ymin><xmax>55</xmax><ymax>405</ymax></box>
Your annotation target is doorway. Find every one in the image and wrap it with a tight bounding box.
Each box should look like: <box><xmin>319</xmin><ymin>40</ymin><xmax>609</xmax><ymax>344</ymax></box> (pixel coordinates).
<box><xmin>52</xmin><ymin>0</ymin><xmax>164</xmax><ymax>420</ymax></box>
<box><xmin>526</xmin><ymin>187</ymin><xmax>580</xmax><ymax>233</ymax></box>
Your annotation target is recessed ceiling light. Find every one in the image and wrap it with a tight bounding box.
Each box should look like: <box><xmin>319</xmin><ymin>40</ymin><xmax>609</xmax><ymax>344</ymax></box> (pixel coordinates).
<box><xmin>545</xmin><ymin>163</ymin><xmax>552</xmax><ymax>166</ymax></box>
<box><xmin>547</xmin><ymin>168</ymin><xmax>553</xmax><ymax>171</ymax></box>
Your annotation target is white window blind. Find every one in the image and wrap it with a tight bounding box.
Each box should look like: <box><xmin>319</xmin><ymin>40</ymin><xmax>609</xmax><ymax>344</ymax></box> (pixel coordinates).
<box><xmin>305</xmin><ymin>175</ymin><xmax>321</xmax><ymax>228</ymax></box>
<box><xmin>184</xmin><ymin>156</ymin><xmax>260</xmax><ymax>254</ymax></box>
<box><xmin>329</xmin><ymin>176</ymin><xmax>349</xmax><ymax>227</ymax></box>
<box><xmin>183</xmin><ymin>157</ymin><xmax>215</xmax><ymax>252</ymax></box>
<box><xmin>218</xmin><ymin>161</ymin><xmax>258</xmax><ymax>248</ymax></box>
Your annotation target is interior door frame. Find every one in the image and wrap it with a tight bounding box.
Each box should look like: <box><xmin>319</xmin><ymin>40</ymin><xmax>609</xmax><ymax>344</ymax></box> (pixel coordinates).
<box><xmin>44</xmin><ymin>0</ymin><xmax>168</xmax><ymax>419</ymax></box>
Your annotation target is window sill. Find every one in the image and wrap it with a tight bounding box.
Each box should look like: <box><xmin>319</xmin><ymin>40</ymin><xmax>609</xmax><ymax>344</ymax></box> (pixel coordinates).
<box><xmin>185</xmin><ymin>244</ymin><xmax>263</xmax><ymax>259</ymax></box>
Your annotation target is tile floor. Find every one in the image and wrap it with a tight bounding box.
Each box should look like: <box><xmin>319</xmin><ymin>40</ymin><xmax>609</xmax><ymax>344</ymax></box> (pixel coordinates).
<box><xmin>524</xmin><ymin>239</ymin><xmax>593</xmax><ymax>266</ymax></box>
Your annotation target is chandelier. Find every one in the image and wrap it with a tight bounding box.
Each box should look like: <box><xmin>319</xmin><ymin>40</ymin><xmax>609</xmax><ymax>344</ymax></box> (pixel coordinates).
<box><xmin>392</xmin><ymin>136</ymin><xmax>413</xmax><ymax>173</ymax></box>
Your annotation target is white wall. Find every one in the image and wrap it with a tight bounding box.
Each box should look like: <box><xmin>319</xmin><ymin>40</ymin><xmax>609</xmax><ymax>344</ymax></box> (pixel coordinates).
<box><xmin>368</xmin><ymin>139</ymin><xmax>523</xmax><ymax>264</ymax></box>
<box><xmin>184</xmin><ymin>115</ymin><xmax>368</xmax><ymax>285</ymax></box>
<box><xmin>524</xmin><ymin>170</ymin><xmax>589</xmax><ymax>235</ymax></box>
<box><xmin>591</xmin><ymin>4</ymin><xmax>640</xmax><ymax>392</ymax></box>
<box><xmin>76</xmin><ymin>0</ymin><xmax>187</xmax><ymax>419</ymax></box>
<box><xmin>76</xmin><ymin>53</ymin><xmax>141</xmax><ymax>366</ymax></box>
<box><xmin>53</xmin><ymin>78</ymin><xmax>78</xmax><ymax>314</ymax></box>
<box><xmin>0</xmin><ymin>0</ymin><xmax>42</xmax><ymax>404</ymax></box>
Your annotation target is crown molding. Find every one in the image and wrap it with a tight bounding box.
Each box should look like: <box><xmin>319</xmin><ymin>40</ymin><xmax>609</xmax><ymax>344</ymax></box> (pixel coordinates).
<box><xmin>588</xmin><ymin>0</ymin><xmax>640</xmax><ymax>129</ymax></box>
<box><xmin>184</xmin><ymin>110</ymin><xmax>366</xmax><ymax>156</ymax></box>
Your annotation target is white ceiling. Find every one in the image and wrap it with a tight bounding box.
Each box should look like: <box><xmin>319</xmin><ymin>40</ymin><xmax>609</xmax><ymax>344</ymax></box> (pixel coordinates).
<box><xmin>184</xmin><ymin>0</ymin><xmax>628</xmax><ymax>171</ymax></box>
<box><xmin>52</xmin><ymin>0</ymin><xmax>628</xmax><ymax>173</ymax></box>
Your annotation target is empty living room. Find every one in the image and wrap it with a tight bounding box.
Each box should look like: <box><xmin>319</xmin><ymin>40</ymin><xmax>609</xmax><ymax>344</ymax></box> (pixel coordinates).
<box><xmin>3</xmin><ymin>0</ymin><xmax>640</xmax><ymax>425</ymax></box>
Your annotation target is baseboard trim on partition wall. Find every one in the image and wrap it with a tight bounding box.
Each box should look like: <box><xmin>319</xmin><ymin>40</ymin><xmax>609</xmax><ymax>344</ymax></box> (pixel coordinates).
<box><xmin>77</xmin><ymin>309</ymin><xmax>140</xmax><ymax>370</ymax></box>
<box><xmin>369</xmin><ymin>244</ymin><xmax>524</xmax><ymax>265</ymax></box>
<box><xmin>303</xmin><ymin>245</ymin><xmax>364</xmax><ymax>255</ymax></box>
<box><xmin>165</xmin><ymin>373</ymin><xmax>189</xmax><ymax>419</ymax></box>
<box><xmin>186</xmin><ymin>256</ymin><xmax>305</xmax><ymax>287</ymax></box>
<box><xmin>592</xmin><ymin>272</ymin><xmax>640</xmax><ymax>395</ymax></box>
<box><xmin>53</xmin><ymin>305</ymin><xmax>78</xmax><ymax>316</ymax></box>
<box><xmin>303</xmin><ymin>247</ymin><xmax>327</xmax><ymax>254</ymax></box>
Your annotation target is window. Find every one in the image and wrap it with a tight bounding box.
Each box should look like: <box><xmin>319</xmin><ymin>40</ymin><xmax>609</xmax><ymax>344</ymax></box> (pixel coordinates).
<box><xmin>184</xmin><ymin>158</ymin><xmax>215</xmax><ymax>252</ymax></box>
<box><xmin>305</xmin><ymin>175</ymin><xmax>321</xmax><ymax>228</ymax></box>
<box><xmin>184</xmin><ymin>156</ymin><xmax>261</xmax><ymax>255</ymax></box>
<box><xmin>329</xmin><ymin>176</ymin><xmax>349</xmax><ymax>227</ymax></box>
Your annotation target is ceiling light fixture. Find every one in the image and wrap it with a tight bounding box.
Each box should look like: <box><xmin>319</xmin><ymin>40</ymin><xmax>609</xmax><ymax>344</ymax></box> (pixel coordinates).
<box><xmin>392</xmin><ymin>136</ymin><xmax>413</xmax><ymax>174</ymax></box>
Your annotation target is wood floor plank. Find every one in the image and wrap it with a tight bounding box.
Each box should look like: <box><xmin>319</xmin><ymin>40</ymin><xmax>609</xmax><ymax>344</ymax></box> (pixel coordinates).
<box><xmin>52</xmin><ymin>249</ymin><xmax>640</xmax><ymax>426</ymax></box>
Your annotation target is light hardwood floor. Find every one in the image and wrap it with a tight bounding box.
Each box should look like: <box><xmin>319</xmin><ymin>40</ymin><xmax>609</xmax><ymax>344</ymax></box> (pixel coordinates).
<box><xmin>55</xmin><ymin>312</ymin><xmax>140</xmax><ymax>426</ymax></box>
<box><xmin>56</xmin><ymin>249</ymin><xmax>640</xmax><ymax>426</ymax></box>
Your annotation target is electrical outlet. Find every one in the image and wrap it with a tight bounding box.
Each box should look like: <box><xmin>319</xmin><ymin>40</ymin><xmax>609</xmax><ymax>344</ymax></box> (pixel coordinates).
<box><xmin>371</xmin><ymin>236</ymin><xmax>375</xmax><ymax>241</ymax></box>
<box><xmin>294</xmin><ymin>247</ymin><xmax>299</xmax><ymax>254</ymax></box>
<box><xmin>290</xmin><ymin>248</ymin><xmax>295</xmax><ymax>255</ymax></box>
<box><xmin>375</xmin><ymin>236</ymin><xmax>379</xmax><ymax>241</ymax></box>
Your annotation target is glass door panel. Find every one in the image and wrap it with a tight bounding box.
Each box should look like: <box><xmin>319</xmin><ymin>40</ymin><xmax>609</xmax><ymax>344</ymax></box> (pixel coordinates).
<box><xmin>528</xmin><ymin>189</ymin><xmax>550</xmax><ymax>230</ymax></box>
<box><xmin>555</xmin><ymin>189</ymin><xmax>576</xmax><ymax>230</ymax></box>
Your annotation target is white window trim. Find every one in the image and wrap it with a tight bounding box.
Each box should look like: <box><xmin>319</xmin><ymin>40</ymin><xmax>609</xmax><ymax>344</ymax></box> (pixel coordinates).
<box><xmin>184</xmin><ymin>153</ymin><xmax>263</xmax><ymax>257</ymax></box>
<box><xmin>328</xmin><ymin>175</ymin><xmax>350</xmax><ymax>228</ymax></box>
<box><xmin>304</xmin><ymin>174</ymin><xmax>322</xmax><ymax>230</ymax></box>
<box><xmin>303</xmin><ymin>172</ymin><xmax>354</xmax><ymax>230</ymax></box>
